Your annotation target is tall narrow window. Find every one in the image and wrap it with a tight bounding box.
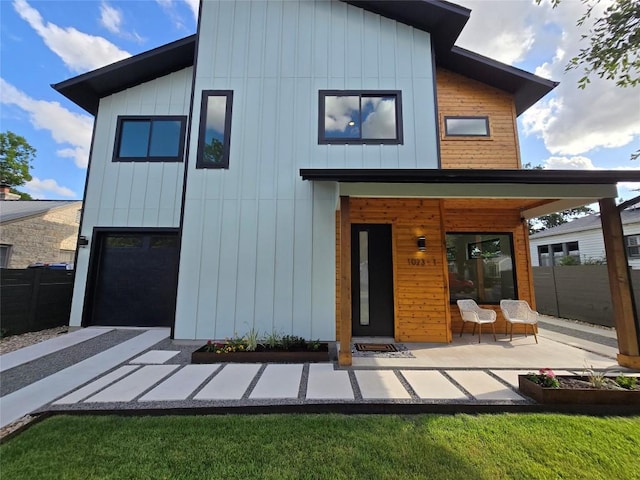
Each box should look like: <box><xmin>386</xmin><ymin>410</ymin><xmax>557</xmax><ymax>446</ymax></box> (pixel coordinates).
<box><xmin>319</xmin><ymin>90</ymin><xmax>403</xmax><ymax>144</ymax></box>
<box><xmin>114</xmin><ymin>116</ymin><xmax>186</xmax><ymax>162</ymax></box>
<box><xmin>197</xmin><ymin>90</ymin><xmax>233</xmax><ymax>169</ymax></box>
<box><xmin>0</xmin><ymin>244</ymin><xmax>11</xmax><ymax>268</ymax></box>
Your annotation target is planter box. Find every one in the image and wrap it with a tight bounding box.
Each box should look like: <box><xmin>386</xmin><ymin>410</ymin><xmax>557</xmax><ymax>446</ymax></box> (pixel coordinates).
<box><xmin>191</xmin><ymin>344</ymin><xmax>330</xmax><ymax>364</ymax></box>
<box><xmin>518</xmin><ymin>375</ymin><xmax>640</xmax><ymax>405</ymax></box>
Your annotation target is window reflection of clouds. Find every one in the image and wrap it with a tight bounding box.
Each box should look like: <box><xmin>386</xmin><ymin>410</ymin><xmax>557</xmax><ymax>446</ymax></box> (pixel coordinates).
<box><xmin>325</xmin><ymin>95</ymin><xmax>396</xmax><ymax>139</ymax></box>
<box><xmin>362</xmin><ymin>97</ymin><xmax>396</xmax><ymax>139</ymax></box>
<box><xmin>325</xmin><ymin>96</ymin><xmax>359</xmax><ymax>137</ymax></box>
<box><xmin>205</xmin><ymin>96</ymin><xmax>227</xmax><ymax>143</ymax></box>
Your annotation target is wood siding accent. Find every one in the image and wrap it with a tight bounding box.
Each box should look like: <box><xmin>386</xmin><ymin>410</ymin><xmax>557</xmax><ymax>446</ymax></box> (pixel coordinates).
<box><xmin>436</xmin><ymin>68</ymin><xmax>520</xmax><ymax>169</ymax></box>
<box><xmin>335</xmin><ymin>198</ymin><xmax>450</xmax><ymax>343</ymax></box>
<box><xmin>338</xmin><ymin>196</ymin><xmax>353</xmax><ymax>365</ymax></box>
<box><xmin>443</xmin><ymin>200</ymin><xmax>535</xmax><ymax>335</ymax></box>
<box><xmin>599</xmin><ymin>198</ymin><xmax>640</xmax><ymax>358</ymax></box>
<box><xmin>335</xmin><ymin>198</ymin><xmax>536</xmax><ymax>342</ymax></box>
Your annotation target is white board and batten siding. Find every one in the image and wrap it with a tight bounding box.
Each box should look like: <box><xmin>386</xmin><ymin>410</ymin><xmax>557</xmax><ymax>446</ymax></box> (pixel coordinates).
<box><xmin>175</xmin><ymin>0</ymin><xmax>439</xmax><ymax>340</ymax></box>
<box><xmin>529</xmin><ymin>223</ymin><xmax>640</xmax><ymax>269</ymax></box>
<box><xmin>69</xmin><ymin>68</ymin><xmax>193</xmax><ymax>327</ymax></box>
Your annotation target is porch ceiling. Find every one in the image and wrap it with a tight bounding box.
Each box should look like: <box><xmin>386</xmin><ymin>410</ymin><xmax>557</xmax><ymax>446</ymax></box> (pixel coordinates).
<box><xmin>300</xmin><ymin>168</ymin><xmax>640</xmax><ymax>218</ymax></box>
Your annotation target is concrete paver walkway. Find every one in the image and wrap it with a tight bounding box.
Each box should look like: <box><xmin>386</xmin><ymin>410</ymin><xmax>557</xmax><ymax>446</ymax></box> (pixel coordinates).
<box><xmin>1</xmin><ymin>317</ymin><xmax>638</xmax><ymax>430</ymax></box>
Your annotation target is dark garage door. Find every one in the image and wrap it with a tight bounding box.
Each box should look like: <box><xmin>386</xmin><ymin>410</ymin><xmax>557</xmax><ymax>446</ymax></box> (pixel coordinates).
<box><xmin>88</xmin><ymin>231</ymin><xmax>179</xmax><ymax>327</ymax></box>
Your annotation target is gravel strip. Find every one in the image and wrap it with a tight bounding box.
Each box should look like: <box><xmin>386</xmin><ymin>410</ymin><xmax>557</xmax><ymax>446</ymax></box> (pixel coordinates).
<box><xmin>0</xmin><ymin>326</ymin><xmax>69</xmax><ymax>355</ymax></box>
<box><xmin>1</xmin><ymin>329</ymin><xmax>144</xmax><ymax>396</ymax></box>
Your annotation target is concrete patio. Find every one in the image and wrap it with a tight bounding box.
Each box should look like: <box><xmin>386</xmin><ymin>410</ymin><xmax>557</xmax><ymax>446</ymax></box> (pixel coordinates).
<box><xmin>0</xmin><ymin>315</ymin><xmax>637</xmax><ymax>433</ymax></box>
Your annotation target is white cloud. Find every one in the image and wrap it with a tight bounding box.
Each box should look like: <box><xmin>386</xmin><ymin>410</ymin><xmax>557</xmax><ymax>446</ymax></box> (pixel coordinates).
<box><xmin>325</xmin><ymin>96</ymin><xmax>359</xmax><ymax>133</ymax></box>
<box><xmin>99</xmin><ymin>1</ymin><xmax>145</xmax><ymax>44</ymax></box>
<box><xmin>24</xmin><ymin>177</ymin><xmax>76</xmax><ymax>199</ymax></box>
<box><xmin>456</xmin><ymin>0</ymin><xmax>640</xmax><ymax>157</ymax></box>
<box><xmin>542</xmin><ymin>156</ymin><xmax>596</xmax><ymax>170</ymax></box>
<box><xmin>205</xmin><ymin>96</ymin><xmax>228</xmax><ymax>133</ymax></box>
<box><xmin>362</xmin><ymin>98</ymin><xmax>397</xmax><ymax>139</ymax></box>
<box><xmin>99</xmin><ymin>1</ymin><xmax>122</xmax><ymax>34</ymax></box>
<box><xmin>0</xmin><ymin>78</ymin><xmax>93</xmax><ymax>168</ymax></box>
<box><xmin>454</xmin><ymin>0</ymin><xmax>540</xmax><ymax>64</ymax></box>
<box><xmin>13</xmin><ymin>0</ymin><xmax>130</xmax><ymax>72</ymax></box>
<box><xmin>181</xmin><ymin>0</ymin><xmax>199</xmax><ymax>20</ymax></box>
<box><xmin>155</xmin><ymin>0</ymin><xmax>199</xmax><ymax>29</ymax></box>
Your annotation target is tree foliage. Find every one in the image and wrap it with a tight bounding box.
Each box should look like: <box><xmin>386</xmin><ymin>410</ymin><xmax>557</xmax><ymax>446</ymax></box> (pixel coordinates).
<box><xmin>203</xmin><ymin>138</ymin><xmax>224</xmax><ymax>165</ymax></box>
<box><xmin>540</xmin><ymin>0</ymin><xmax>640</xmax><ymax>89</ymax></box>
<box><xmin>0</xmin><ymin>131</ymin><xmax>35</xmax><ymax>187</ymax></box>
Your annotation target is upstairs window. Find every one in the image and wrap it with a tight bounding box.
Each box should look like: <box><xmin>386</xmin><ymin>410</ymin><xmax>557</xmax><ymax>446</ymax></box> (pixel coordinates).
<box><xmin>197</xmin><ymin>90</ymin><xmax>233</xmax><ymax>169</ymax></box>
<box><xmin>114</xmin><ymin>116</ymin><xmax>186</xmax><ymax>162</ymax></box>
<box><xmin>444</xmin><ymin>116</ymin><xmax>490</xmax><ymax>137</ymax></box>
<box><xmin>319</xmin><ymin>90</ymin><xmax>403</xmax><ymax>144</ymax></box>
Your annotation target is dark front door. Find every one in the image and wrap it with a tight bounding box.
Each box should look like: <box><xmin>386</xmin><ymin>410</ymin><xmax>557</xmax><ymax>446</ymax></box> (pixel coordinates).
<box><xmin>351</xmin><ymin>224</ymin><xmax>394</xmax><ymax>337</ymax></box>
<box><xmin>87</xmin><ymin>231</ymin><xmax>179</xmax><ymax>327</ymax></box>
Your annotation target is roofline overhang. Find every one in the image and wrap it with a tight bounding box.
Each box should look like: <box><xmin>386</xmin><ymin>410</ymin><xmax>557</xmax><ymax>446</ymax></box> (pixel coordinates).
<box><xmin>438</xmin><ymin>47</ymin><xmax>558</xmax><ymax>115</ymax></box>
<box><xmin>52</xmin><ymin>1</ymin><xmax>554</xmax><ymax>117</ymax></box>
<box><xmin>52</xmin><ymin>35</ymin><xmax>197</xmax><ymax>115</ymax></box>
<box><xmin>300</xmin><ymin>168</ymin><xmax>640</xmax><ymax>185</ymax></box>
<box><xmin>342</xmin><ymin>0</ymin><xmax>470</xmax><ymax>53</ymax></box>
<box><xmin>301</xmin><ymin>168</ymin><xmax>640</xmax><ymax>218</ymax></box>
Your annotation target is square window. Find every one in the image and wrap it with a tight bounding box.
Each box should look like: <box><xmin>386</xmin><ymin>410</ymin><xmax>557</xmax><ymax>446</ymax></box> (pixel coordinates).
<box><xmin>446</xmin><ymin>233</ymin><xmax>516</xmax><ymax>304</ymax></box>
<box><xmin>444</xmin><ymin>116</ymin><xmax>490</xmax><ymax>137</ymax></box>
<box><xmin>114</xmin><ymin>117</ymin><xmax>186</xmax><ymax>162</ymax></box>
<box><xmin>319</xmin><ymin>90</ymin><xmax>403</xmax><ymax>144</ymax></box>
<box><xmin>196</xmin><ymin>90</ymin><xmax>233</xmax><ymax>169</ymax></box>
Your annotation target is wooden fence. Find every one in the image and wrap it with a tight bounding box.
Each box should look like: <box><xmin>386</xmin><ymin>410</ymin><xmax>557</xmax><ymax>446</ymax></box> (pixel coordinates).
<box><xmin>0</xmin><ymin>269</ymin><xmax>74</xmax><ymax>336</ymax></box>
<box><xmin>533</xmin><ymin>265</ymin><xmax>640</xmax><ymax>327</ymax></box>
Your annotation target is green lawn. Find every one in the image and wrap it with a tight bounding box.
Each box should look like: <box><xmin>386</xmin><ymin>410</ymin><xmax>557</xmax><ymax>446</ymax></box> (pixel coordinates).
<box><xmin>1</xmin><ymin>414</ymin><xmax>638</xmax><ymax>479</ymax></box>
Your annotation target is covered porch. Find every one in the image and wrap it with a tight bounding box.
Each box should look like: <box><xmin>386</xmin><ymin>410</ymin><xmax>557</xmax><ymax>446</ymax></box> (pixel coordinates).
<box><xmin>301</xmin><ymin>168</ymin><xmax>640</xmax><ymax>369</ymax></box>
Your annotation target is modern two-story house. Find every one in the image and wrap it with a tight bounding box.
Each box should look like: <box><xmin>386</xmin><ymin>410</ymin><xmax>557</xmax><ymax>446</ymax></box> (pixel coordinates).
<box><xmin>54</xmin><ymin>0</ymin><xmax>640</xmax><ymax>367</ymax></box>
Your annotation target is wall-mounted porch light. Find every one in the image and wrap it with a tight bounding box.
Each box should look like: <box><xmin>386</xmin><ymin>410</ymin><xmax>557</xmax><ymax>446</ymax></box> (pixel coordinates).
<box><xmin>78</xmin><ymin>236</ymin><xmax>89</xmax><ymax>247</ymax></box>
<box><xmin>417</xmin><ymin>236</ymin><xmax>426</xmax><ymax>252</ymax></box>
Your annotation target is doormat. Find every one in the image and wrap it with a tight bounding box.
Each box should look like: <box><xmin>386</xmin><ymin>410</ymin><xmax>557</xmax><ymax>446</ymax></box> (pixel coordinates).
<box><xmin>354</xmin><ymin>343</ymin><xmax>398</xmax><ymax>352</ymax></box>
<box><xmin>352</xmin><ymin>343</ymin><xmax>415</xmax><ymax>358</ymax></box>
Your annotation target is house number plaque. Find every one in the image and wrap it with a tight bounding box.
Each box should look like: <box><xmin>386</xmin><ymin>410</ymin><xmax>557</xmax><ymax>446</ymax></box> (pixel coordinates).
<box><xmin>407</xmin><ymin>258</ymin><xmax>426</xmax><ymax>266</ymax></box>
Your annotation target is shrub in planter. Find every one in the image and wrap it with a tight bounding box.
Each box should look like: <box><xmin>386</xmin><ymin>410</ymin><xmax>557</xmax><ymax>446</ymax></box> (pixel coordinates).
<box><xmin>519</xmin><ymin>368</ymin><xmax>640</xmax><ymax>405</ymax></box>
<box><xmin>192</xmin><ymin>331</ymin><xmax>330</xmax><ymax>363</ymax></box>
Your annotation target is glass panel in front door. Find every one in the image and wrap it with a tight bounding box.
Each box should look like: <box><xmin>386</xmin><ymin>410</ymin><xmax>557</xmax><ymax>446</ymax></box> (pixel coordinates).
<box><xmin>359</xmin><ymin>230</ymin><xmax>369</xmax><ymax>326</ymax></box>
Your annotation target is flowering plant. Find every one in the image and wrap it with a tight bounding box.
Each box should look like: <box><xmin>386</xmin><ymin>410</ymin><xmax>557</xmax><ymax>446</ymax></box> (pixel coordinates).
<box><xmin>525</xmin><ymin>368</ymin><xmax>560</xmax><ymax>388</ymax></box>
<box><xmin>203</xmin><ymin>336</ymin><xmax>248</xmax><ymax>354</ymax></box>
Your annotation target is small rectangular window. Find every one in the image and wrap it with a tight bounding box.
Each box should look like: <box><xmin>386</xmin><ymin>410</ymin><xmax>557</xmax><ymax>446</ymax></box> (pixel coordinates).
<box><xmin>114</xmin><ymin>116</ymin><xmax>186</xmax><ymax>162</ymax></box>
<box><xmin>197</xmin><ymin>90</ymin><xmax>233</xmax><ymax>169</ymax></box>
<box><xmin>319</xmin><ymin>90</ymin><xmax>403</xmax><ymax>144</ymax></box>
<box><xmin>444</xmin><ymin>116</ymin><xmax>490</xmax><ymax>137</ymax></box>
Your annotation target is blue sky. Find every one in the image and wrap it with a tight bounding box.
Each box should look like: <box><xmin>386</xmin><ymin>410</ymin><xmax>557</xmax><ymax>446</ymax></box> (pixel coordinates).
<box><xmin>1</xmin><ymin>0</ymin><xmax>639</xmax><ymax>201</ymax></box>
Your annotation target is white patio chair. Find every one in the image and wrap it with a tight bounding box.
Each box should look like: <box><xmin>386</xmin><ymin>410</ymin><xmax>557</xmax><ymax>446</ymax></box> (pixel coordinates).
<box><xmin>500</xmin><ymin>299</ymin><xmax>539</xmax><ymax>344</ymax></box>
<box><xmin>456</xmin><ymin>299</ymin><xmax>497</xmax><ymax>343</ymax></box>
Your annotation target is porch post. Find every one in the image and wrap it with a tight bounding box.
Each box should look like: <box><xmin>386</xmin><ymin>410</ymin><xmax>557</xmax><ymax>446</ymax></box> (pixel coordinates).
<box><xmin>338</xmin><ymin>196</ymin><xmax>352</xmax><ymax>366</ymax></box>
<box><xmin>599</xmin><ymin>197</ymin><xmax>640</xmax><ymax>368</ymax></box>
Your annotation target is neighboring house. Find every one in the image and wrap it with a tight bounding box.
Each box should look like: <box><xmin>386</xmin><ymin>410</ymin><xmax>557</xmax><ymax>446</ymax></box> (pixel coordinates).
<box><xmin>53</xmin><ymin>0</ymin><xmax>639</xmax><ymax>362</ymax></box>
<box><xmin>529</xmin><ymin>204</ymin><xmax>640</xmax><ymax>269</ymax></box>
<box><xmin>0</xmin><ymin>198</ymin><xmax>82</xmax><ymax>268</ymax></box>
